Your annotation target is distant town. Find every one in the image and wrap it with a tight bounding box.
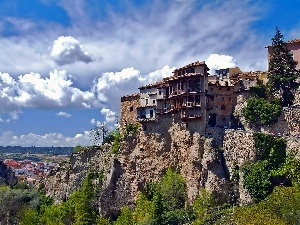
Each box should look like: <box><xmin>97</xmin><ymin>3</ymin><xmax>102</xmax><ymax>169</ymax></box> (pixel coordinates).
<box><xmin>0</xmin><ymin>146</ymin><xmax>73</xmax><ymax>186</ymax></box>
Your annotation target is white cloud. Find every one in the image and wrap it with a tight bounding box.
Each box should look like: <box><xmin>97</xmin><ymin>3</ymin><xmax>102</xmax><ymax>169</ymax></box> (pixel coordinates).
<box><xmin>56</xmin><ymin>111</ymin><xmax>72</xmax><ymax>118</ymax></box>
<box><xmin>100</xmin><ymin>108</ymin><xmax>116</xmax><ymax>123</ymax></box>
<box><xmin>0</xmin><ymin>131</ymin><xmax>91</xmax><ymax>147</ymax></box>
<box><xmin>0</xmin><ymin>70</ymin><xmax>95</xmax><ymax>112</ymax></box>
<box><xmin>206</xmin><ymin>54</ymin><xmax>238</xmax><ymax>74</ymax></box>
<box><xmin>90</xmin><ymin>118</ymin><xmax>96</xmax><ymax>125</ymax></box>
<box><xmin>50</xmin><ymin>36</ymin><xmax>94</xmax><ymax>66</ymax></box>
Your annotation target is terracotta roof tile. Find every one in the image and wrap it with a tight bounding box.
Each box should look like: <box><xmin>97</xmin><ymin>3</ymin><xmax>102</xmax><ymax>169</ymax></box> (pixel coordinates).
<box><xmin>286</xmin><ymin>38</ymin><xmax>300</xmax><ymax>44</ymax></box>
<box><xmin>173</xmin><ymin>61</ymin><xmax>207</xmax><ymax>72</ymax></box>
<box><xmin>138</xmin><ymin>80</ymin><xmax>166</xmax><ymax>89</ymax></box>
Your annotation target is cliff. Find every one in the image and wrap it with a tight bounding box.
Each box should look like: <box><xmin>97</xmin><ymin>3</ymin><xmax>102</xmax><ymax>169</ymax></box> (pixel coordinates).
<box><xmin>42</xmin><ymin>97</ymin><xmax>300</xmax><ymax>219</ymax></box>
<box><xmin>0</xmin><ymin>161</ymin><xmax>18</xmax><ymax>186</ymax></box>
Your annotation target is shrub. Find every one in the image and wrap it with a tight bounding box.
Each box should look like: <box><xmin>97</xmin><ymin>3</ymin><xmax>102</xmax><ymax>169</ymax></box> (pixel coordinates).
<box><xmin>243</xmin><ymin>97</ymin><xmax>282</xmax><ymax>125</ymax></box>
<box><xmin>125</xmin><ymin>123</ymin><xmax>139</xmax><ymax>137</ymax></box>
<box><xmin>253</xmin><ymin>132</ymin><xmax>286</xmax><ymax>168</ymax></box>
<box><xmin>242</xmin><ymin>160</ymin><xmax>272</xmax><ymax>200</ymax></box>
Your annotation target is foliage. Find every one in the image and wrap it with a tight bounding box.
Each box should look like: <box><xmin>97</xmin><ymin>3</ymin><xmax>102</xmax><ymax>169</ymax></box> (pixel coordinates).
<box><xmin>125</xmin><ymin>123</ymin><xmax>140</xmax><ymax>137</ymax></box>
<box><xmin>90</xmin><ymin>122</ymin><xmax>109</xmax><ymax>145</ymax></box>
<box><xmin>253</xmin><ymin>132</ymin><xmax>286</xmax><ymax>168</ymax></box>
<box><xmin>97</xmin><ymin>216</ymin><xmax>111</xmax><ymax>225</ymax></box>
<box><xmin>13</xmin><ymin>180</ymin><xmax>30</xmax><ymax>189</ymax></box>
<box><xmin>114</xmin><ymin>206</ymin><xmax>134</xmax><ymax>225</ymax></box>
<box><xmin>272</xmin><ymin>154</ymin><xmax>300</xmax><ymax>187</ymax></box>
<box><xmin>0</xmin><ymin>187</ymin><xmax>39</xmax><ymax>224</ymax></box>
<box><xmin>116</xmin><ymin>168</ymin><xmax>190</xmax><ymax>225</ymax></box>
<box><xmin>192</xmin><ymin>188</ymin><xmax>217</xmax><ymax>225</ymax></box>
<box><xmin>243</xmin><ymin>97</ymin><xmax>282</xmax><ymax>125</ymax></box>
<box><xmin>250</xmin><ymin>80</ymin><xmax>267</xmax><ymax>98</ymax></box>
<box><xmin>110</xmin><ymin>129</ymin><xmax>121</xmax><ymax>154</ymax></box>
<box><xmin>229</xmin><ymin>186</ymin><xmax>300</xmax><ymax>225</ymax></box>
<box><xmin>133</xmin><ymin>193</ymin><xmax>155</xmax><ymax>224</ymax></box>
<box><xmin>20</xmin><ymin>209</ymin><xmax>40</xmax><ymax>225</ymax></box>
<box><xmin>231</xmin><ymin>163</ymin><xmax>240</xmax><ymax>183</ymax></box>
<box><xmin>242</xmin><ymin>160</ymin><xmax>272</xmax><ymax>200</ymax></box>
<box><xmin>73</xmin><ymin>145</ymin><xmax>86</xmax><ymax>153</ymax></box>
<box><xmin>242</xmin><ymin>133</ymin><xmax>287</xmax><ymax>200</ymax></box>
<box><xmin>268</xmin><ymin>27</ymin><xmax>300</xmax><ymax>106</ymax></box>
<box><xmin>21</xmin><ymin>173</ymin><xmax>98</xmax><ymax>225</ymax></box>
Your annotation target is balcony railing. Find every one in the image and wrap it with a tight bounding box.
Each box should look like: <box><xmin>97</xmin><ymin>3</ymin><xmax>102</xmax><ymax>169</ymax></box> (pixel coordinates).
<box><xmin>181</xmin><ymin>113</ymin><xmax>202</xmax><ymax>119</ymax></box>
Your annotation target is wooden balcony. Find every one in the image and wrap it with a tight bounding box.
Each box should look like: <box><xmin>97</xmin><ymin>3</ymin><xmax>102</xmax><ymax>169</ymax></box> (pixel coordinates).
<box><xmin>181</xmin><ymin>113</ymin><xmax>202</xmax><ymax>120</ymax></box>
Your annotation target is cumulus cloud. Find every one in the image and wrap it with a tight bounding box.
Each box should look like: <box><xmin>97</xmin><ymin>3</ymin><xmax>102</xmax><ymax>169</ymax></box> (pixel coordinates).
<box><xmin>56</xmin><ymin>111</ymin><xmax>72</xmax><ymax>118</ymax></box>
<box><xmin>100</xmin><ymin>108</ymin><xmax>116</xmax><ymax>123</ymax></box>
<box><xmin>50</xmin><ymin>36</ymin><xmax>94</xmax><ymax>66</ymax></box>
<box><xmin>0</xmin><ymin>131</ymin><xmax>91</xmax><ymax>147</ymax></box>
<box><xmin>206</xmin><ymin>54</ymin><xmax>239</xmax><ymax>74</ymax></box>
<box><xmin>93</xmin><ymin>66</ymin><xmax>174</xmax><ymax>111</ymax></box>
<box><xmin>0</xmin><ymin>65</ymin><xmax>175</xmax><ymax>114</ymax></box>
<box><xmin>0</xmin><ymin>70</ymin><xmax>95</xmax><ymax>112</ymax></box>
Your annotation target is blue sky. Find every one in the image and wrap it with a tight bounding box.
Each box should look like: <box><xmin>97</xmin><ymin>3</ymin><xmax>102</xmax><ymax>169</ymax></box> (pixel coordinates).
<box><xmin>0</xmin><ymin>0</ymin><xmax>299</xmax><ymax>147</ymax></box>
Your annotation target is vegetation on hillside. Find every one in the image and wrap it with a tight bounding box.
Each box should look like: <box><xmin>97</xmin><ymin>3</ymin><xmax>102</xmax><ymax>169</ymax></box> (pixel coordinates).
<box><xmin>244</xmin><ymin>27</ymin><xmax>300</xmax><ymax>125</ymax></box>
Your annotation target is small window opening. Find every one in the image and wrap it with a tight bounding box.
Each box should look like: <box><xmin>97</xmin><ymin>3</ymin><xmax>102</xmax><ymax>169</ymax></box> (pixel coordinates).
<box><xmin>130</xmin><ymin>106</ymin><xmax>133</xmax><ymax>112</ymax></box>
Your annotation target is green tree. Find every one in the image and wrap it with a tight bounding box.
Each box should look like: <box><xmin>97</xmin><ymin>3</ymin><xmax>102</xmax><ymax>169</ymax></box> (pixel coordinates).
<box><xmin>268</xmin><ymin>27</ymin><xmax>300</xmax><ymax>106</ymax></box>
<box><xmin>243</xmin><ymin>97</ymin><xmax>281</xmax><ymax>125</ymax></box>
<box><xmin>114</xmin><ymin>206</ymin><xmax>134</xmax><ymax>225</ymax></box>
<box><xmin>192</xmin><ymin>188</ymin><xmax>217</xmax><ymax>225</ymax></box>
<box><xmin>90</xmin><ymin>122</ymin><xmax>109</xmax><ymax>145</ymax></box>
<box><xmin>242</xmin><ymin>160</ymin><xmax>272</xmax><ymax>200</ymax></box>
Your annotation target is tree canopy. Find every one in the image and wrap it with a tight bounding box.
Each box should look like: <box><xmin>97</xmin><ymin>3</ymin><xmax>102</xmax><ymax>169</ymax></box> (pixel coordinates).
<box><xmin>268</xmin><ymin>27</ymin><xmax>300</xmax><ymax>106</ymax></box>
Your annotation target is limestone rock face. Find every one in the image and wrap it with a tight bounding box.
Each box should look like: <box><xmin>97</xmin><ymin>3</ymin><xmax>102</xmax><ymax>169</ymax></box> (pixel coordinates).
<box><xmin>0</xmin><ymin>161</ymin><xmax>17</xmax><ymax>186</ymax></box>
<box><xmin>43</xmin><ymin>145</ymin><xmax>115</xmax><ymax>204</ymax></box>
<box><xmin>43</xmin><ymin>107</ymin><xmax>300</xmax><ymax>219</ymax></box>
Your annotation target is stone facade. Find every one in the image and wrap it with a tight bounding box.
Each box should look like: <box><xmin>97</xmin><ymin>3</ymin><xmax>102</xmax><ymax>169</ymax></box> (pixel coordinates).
<box><xmin>120</xmin><ymin>93</ymin><xmax>140</xmax><ymax>134</ymax></box>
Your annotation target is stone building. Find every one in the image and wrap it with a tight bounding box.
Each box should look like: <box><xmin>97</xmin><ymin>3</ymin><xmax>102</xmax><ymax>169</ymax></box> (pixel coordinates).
<box><xmin>120</xmin><ymin>93</ymin><xmax>140</xmax><ymax>134</ymax></box>
<box><xmin>207</xmin><ymin>79</ymin><xmax>240</xmax><ymax>127</ymax></box>
<box><xmin>120</xmin><ymin>61</ymin><xmax>261</xmax><ymax>132</ymax></box>
<box><xmin>136</xmin><ymin>61</ymin><xmax>209</xmax><ymax>129</ymax></box>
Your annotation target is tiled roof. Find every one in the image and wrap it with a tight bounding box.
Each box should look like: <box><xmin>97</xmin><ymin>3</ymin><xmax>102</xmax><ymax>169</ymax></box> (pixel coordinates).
<box><xmin>286</xmin><ymin>38</ymin><xmax>300</xmax><ymax>44</ymax></box>
<box><xmin>138</xmin><ymin>80</ymin><xmax>166</xmax><ymax>89</ymax></box>
<box><xmin>167</xmin><ymin>72</ymin><xmax>204</xmax><ymax>81</ymax></box>
<box><xmin>173</xmin><ymin>61</ymin><xmax>207</xmax><ymax>72</ymax></box>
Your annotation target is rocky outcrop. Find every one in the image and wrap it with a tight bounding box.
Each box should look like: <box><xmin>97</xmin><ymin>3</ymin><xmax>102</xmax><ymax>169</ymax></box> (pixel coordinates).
<box><xmin>0</xmin><ymin>161</ymin><xmax>17</xmax><ymax>186</ymax></box>
<box><xmin>43</xmin><ymin>99</ymin><xmax>300</xmax><ymax>219</ymax></box>
<box><xmin>43</xmin><ymin>145</ymin><xmax>115</xmax><ymax>203</ymax></box>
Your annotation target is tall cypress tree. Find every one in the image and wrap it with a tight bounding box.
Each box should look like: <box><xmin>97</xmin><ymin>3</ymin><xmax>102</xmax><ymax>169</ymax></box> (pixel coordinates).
<box><xmin>268</xmin><ymin>27</ymin><xmax>300</xmax><ymax>106</ymax></box>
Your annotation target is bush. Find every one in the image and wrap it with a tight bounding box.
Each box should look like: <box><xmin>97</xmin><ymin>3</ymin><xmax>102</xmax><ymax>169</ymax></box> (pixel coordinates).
<box><xmin>243</xmin><ymin>97</ymin><xmax>282</xmax><ymax>125</ymax></box>
<box><xmin>125</xmin><ymin>123</ymin><xmax>139</xmax><ymax>137</ymax></box>
<box><xmin>253</xmin><ymin>132</ymin><xmax>286</xmax><ymax>168</ymax></box>
<box><xmin>242</xmin><ymin>160</ymin><xmax>272</xmax><ymax>200</ymax></box>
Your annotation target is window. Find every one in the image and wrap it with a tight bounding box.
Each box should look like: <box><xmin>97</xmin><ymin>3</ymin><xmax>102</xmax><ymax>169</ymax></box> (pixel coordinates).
<box><xmin>229</xmin><ymin>97</ymin><xmax>231</xmax><ymax>101</ymax></box>
<box><xmin>146</xmin><ymin>99</ymin><xmax>148</xmax><ymax>105</ymax></box>
<box><xmin>130</xmin><ymin>106</ymin><xmax>133</xmax><ymax>112</ymax></box>
<box><xmin>153</xmin><ymin>100</ymin><xmax>155</xmax><ymax>104</ymax></box>
<box><xmin>219</xmin><ymin>87</ymin><xmax>221</xmax><ymax>90</ymax></box>
<box><xmin>221</xmin><ymin>97</ymin><xmax>225</xmax><ymax>101</ymax></box>
<box><xmin>159</xmin><ymin>91</ymin><xmax>162</xmax><ymax>95</ymax></box>
<box><xmin>211</xmin><ymin>106</ymin><xmax>213</xmax><ymax>110</ymax></box>
<box><xmin>210</xmin><ymin>87</ymin><xmax>213</xmax><ymax>91</ymax></box>
<box><xmin>211</xmin><ymin>96</ymin><xmax>215</xmax><ymax>101</ymax></box>
<box><xmin>221</xmin><ymin>105</ymin><xmax>226</xmax><ymax>110</ymax></box>
<box><xmin>150</xmin><ymin>110</ymin><xmax>153</xmax><ymax>118</ymax></box>
<box><xmin>227</xmin><ymin>87</ymin><xmax>230</xmax><ymax>91</ymax></box>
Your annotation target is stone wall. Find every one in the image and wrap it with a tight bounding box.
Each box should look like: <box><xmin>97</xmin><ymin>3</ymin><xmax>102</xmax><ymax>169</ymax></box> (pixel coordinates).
<box><xmin>120</xmin><ymin>93</ymin><xmax>140</xmax><ymax>134</ymax></box>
